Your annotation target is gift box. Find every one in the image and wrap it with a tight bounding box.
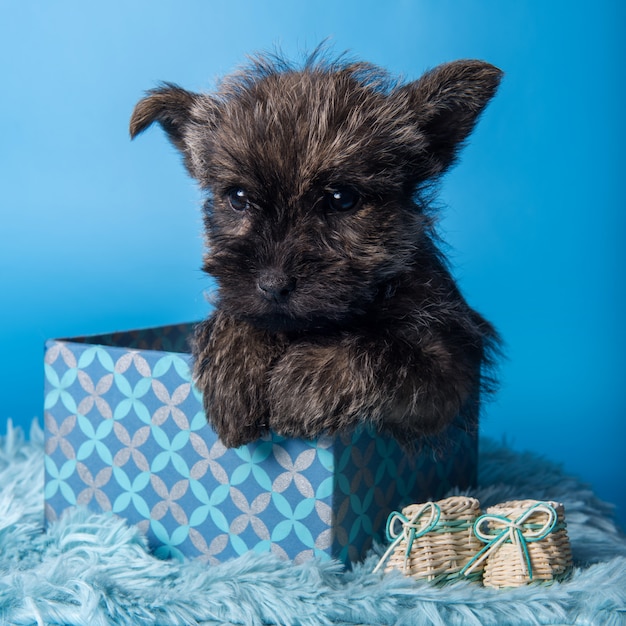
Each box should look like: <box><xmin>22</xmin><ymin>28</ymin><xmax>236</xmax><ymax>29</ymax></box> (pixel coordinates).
<box><xmin>43</xmin><ymin>323</ymin><xmax>478</xmax><ymax>565</ymax></box>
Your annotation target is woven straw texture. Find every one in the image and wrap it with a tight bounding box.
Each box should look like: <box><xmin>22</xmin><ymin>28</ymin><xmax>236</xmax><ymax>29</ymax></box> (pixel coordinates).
<box><xmin>383</xmin><ymin>496</ymin><xmax>483</xmax><ymax>583</ymax></box>
<box><xmin>480</xmin><ymin>499</ymin><xmax>573</xmax><ymax>588</ymax></box>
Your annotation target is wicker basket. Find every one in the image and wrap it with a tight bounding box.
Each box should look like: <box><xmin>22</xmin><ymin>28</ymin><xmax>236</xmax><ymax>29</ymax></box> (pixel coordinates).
<box><xmin>468</xmin><ymin>499</ymin><xmax>573</xmax><ymax>588</ymax></box>
<box><xmin>374</xmin><ymin>496</ymin><xmax>484</xmax><ymax>583</ymax></box>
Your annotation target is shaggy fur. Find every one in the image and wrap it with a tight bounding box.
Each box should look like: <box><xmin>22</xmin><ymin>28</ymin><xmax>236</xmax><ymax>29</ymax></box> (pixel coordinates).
<box><xmin>130</xmin><ymin>50</ymin><xmax>503</xmax><ymax>448</ymax></box>
<box><xmin>2</xmin><ymin>421</ymin><xmax>626</xmax><ymax>625</ymax></box>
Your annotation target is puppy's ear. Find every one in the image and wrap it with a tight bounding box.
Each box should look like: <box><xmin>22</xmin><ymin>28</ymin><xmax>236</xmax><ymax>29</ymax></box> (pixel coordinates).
<box><xmin>130</xmin><ymin>84</ymin><xmax>221</xmax><ymax>179</ymax></box>
<box><xmin>129</xmin><ymin>83</ymin><xmax>198</xmax><ymax>147</ymax></box>
<box><xmin>397</xmin><ymin>60</ymin><xmax>503</xmax><ymax>180</ymax></box>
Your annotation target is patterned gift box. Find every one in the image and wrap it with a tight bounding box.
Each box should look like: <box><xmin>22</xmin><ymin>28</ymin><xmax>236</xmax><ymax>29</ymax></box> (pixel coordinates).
<box><xmin>43</xmin><ymin>323</ymin><xmax>478</xmax><ymax>565</ymax></box>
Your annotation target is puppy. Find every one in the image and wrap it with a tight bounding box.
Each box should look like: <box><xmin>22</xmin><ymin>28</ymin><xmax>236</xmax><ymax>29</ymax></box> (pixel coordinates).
<box><xmin>130</xmin><ymin>50</ymin><xmax>502</xmax><ymax>448</ymax></box>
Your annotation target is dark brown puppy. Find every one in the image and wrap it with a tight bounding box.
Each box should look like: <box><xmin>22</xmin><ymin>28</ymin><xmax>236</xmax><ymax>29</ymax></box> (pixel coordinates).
<box><xmin>130</xmin><ymin>51</ymin><xmax>502</xmax><ymax>448</ymax></box>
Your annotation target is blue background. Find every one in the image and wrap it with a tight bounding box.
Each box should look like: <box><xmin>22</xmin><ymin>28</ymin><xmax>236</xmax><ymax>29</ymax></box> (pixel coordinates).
<box><xmin>1</xmin><ymin>1</ymin><xmax>624</xmax><ymax>528</ymax></box>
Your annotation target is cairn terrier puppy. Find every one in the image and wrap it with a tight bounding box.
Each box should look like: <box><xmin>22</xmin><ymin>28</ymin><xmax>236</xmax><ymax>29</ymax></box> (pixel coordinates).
<box><xmin>130</xmin><ymin>50</ymin><xmax>501</xmax><ymax>448</ymax></box>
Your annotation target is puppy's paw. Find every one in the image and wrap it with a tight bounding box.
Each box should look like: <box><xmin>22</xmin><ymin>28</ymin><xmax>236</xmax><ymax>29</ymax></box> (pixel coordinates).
<box><xmin>267</xmin><ymin>333</ymin><xmax>480</xmax><ymax>444</ymax></box>
<box><xmin>211</xmin><ymin>416</ymin><xmax>265</xmax><ymax>449</ymax></box>
<box><xmin>192</xmin><ymin>313</ymin><xmax>285</xmax><ymax>447</ymax></box>
<box><xmin>268</xmin><ymin>341</ymin><xmax>373</xmax><ymax>439</ymax></box>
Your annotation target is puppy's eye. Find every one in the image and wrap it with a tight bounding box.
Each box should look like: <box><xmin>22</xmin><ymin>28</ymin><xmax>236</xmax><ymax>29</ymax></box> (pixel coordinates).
<box><xmin>326</xmin><ymin>188</ymin><xmax>361</xmax><ymax>213</ymax></box>
<box><xmin>227</xmin><ymin>188</ymin><xmax>250</xmax><ymax>212</ymax></box>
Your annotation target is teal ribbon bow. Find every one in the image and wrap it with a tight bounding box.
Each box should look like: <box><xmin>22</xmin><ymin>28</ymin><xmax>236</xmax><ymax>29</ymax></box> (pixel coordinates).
<box><xmin>461</xmin><ymin>502</ymin><xmax>558</xmax><ymax>580</ymax></box>
<box><xmin>373</xmin><ymin>502</ymin><xmax>441</xmax><ymax>573</ymax></box>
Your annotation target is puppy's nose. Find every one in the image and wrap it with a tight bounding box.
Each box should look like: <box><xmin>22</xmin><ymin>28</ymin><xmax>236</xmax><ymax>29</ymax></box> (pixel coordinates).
<box><xmin>257</xmin><ymin>270</ymin><xmax>296</xmax><ymax>303</ymax></box>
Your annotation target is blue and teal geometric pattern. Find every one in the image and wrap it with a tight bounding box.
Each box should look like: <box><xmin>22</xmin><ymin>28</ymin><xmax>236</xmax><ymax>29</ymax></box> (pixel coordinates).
<box><xmin>44</xmin><ymin>324</ymin><xmax>477</xmax><ymax>565</ymax></box>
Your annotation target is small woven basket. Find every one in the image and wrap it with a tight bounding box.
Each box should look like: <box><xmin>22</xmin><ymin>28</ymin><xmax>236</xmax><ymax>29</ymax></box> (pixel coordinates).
<box><xmin>374</xmin><ymin>496</ymin><xmax>484</xmax><ymax>583</ymax></box>
<box><xmin>474</xmin><ymin>499</ymin><xmax>573</xmax><ymax>588</ymax></box>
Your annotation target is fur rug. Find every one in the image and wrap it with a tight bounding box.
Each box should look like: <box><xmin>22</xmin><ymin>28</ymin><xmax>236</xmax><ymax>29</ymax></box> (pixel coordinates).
<box><xmin>1</xmin><ymin>421</ymin><xmax>625</xmax><ymax>626</ymax></box>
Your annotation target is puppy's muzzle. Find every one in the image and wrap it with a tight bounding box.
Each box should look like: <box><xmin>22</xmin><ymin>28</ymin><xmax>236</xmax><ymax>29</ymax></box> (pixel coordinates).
<box><xmin>257</xmin><ymin>269</ymin><xmax>296</xmax><ymax>304</ymax></box>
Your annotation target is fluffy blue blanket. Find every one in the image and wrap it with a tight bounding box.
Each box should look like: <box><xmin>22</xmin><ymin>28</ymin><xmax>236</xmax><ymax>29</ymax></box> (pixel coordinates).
<box><xmin>1</xmin><ymin>421</ymin><xmax>625</xmax><ymax>625</ymax></box>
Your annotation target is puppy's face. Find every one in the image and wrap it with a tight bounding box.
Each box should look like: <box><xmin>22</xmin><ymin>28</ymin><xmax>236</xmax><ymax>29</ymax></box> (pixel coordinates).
<box><xmin>197</xmin><ymin>70</ymin><xmax>425</xmax><ymax>331</ymax></box>
<box><xmin>130</xmin><ymin>56</ymin><xmax>501</xmax><ymax>331</ymax></box>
